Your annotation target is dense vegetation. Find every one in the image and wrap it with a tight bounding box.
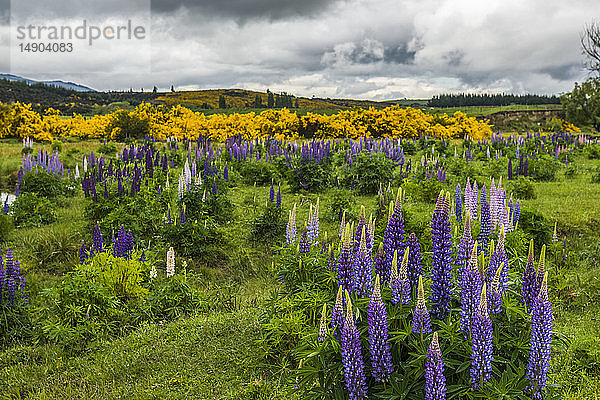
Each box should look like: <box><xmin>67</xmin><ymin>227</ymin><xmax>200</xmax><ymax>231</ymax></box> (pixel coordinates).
<box><xmin>428</xmin><ymin>93</ymin><xmax>561</xmax><ymax>108</ymax></box>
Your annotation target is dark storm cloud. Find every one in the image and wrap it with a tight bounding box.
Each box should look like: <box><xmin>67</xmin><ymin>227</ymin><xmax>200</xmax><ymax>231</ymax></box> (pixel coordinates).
<box><xmin>151</xmin><ymin>0</ymin><xmax>342</xmax><ymax>21</ymax></box>
<box><xmin>383</xmin><ymin>44</ymin><xmax>416</xmax><ymax>64</ymax></box>
<box><xmin>0</xmin><ymin>0</ymin><xmax>9</xmax><ymax>25</ymax></box>
<box><xmin>540</xmin><ymin>63</ymin><xmax>582</xmax><ymax>81</ymax></box>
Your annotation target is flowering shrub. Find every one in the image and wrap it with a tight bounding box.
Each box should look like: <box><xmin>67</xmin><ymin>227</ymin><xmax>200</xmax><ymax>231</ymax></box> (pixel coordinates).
<box><xmin>0</xmin><ymin>247</ymin><xmax>30</xmax><ymax>345</ymax></box>
<box><xmin>10</xmin><ymin>193</ymin><xmax>57</xmax><ymax>227</ymax></box>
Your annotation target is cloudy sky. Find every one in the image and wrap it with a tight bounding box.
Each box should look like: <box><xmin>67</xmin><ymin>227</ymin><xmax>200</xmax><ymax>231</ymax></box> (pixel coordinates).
<box><xmin>0</xmin><ymin>0</ymin><xmax>598</xmax><ymax>99</ymax></box>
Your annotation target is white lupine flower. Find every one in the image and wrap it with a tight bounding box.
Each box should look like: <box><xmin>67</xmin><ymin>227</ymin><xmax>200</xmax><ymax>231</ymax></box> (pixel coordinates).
<box><xmin>166</xmin><ymin>247</ymin><xmax>175</xmax><ymax>277</ymax></box>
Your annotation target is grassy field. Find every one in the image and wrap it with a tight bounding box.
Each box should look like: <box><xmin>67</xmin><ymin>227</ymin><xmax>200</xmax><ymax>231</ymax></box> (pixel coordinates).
<box><xmin>0</xmin><ymin>137</ymin><xmax>599</xmax><ymax>399</ymax></box>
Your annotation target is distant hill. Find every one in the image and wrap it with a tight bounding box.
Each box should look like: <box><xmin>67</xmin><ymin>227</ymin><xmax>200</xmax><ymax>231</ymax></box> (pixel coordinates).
<box><xmin>0</xmin><ymin>74</ymin><xmax>95</xmax><ymax>92</ymax></box>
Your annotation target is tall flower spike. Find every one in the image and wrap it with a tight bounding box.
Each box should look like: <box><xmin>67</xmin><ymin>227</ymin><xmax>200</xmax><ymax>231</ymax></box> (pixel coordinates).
<box><xmin>373</xmin><ymin>242</ymin><xmax>387</xmax><ymax>282</ymax></box>
<box><xmin>425</xmin><ymin>332</ymin><xmax>446</xmax><ymax>400</ymax></box>
<box><xmin>331</xmin><ymin>286</ymin><xmax>345</xmax><ymax>338</ymax></box>
<box><xmin>407</xmin><ymin>232</ymin><xmax>423</xmax><ymax>291</ymax></box>
<box><xmin>166</xmin><ymin>247</ymin><xmax>175</xmax><ymax>277</ymax></box>
<box><xmin>383</xmin><ymin>189</ymin><xmax>406</xmax><ymax>285</ymax></box>
<box><xmin>552</xmin><ymin>222</ymin><xmax>558</xmax><ymax>242</ymax></box>
<box><xmin>522</xmin><ymin>239</ymin><xmax>537</xmax><ymax>310</ymax></box>
<box><xmin>537</xmin><ymin>245</ymin><xmax>546</xmax><ymax>289</ymax></box>
<box><xmin>412</xmin><ymin>275</ymin><xmax>432</xmax><ymax>334</ymax></box>
<box><xmin>488</xmin><ymin>263</ymin><xmax>503</xmax><ymax>315</ymax></box>
<box><xmin>390</xmin><ymin>250</ymin><xmax>401</xmax><ymax>304</ymax></box>
<box><xmin>337</xmin><ymin>225</ymin><xmax>354</xmax><ymax>293</ymax></box>
<box><xmin>368</xmin><ymin>275</ymin><xmax>394</xmax><ymax>382</ymax></box>
<box><xmin>527</xmin><ymin>271</ymin><xmax>553</xmax><ymax>400</ymax></box>
<box><xmin>398</xmin><ymin>246</ymin><xmax>411</xmax><ymax>304</ymax></box>
<box><xmin>339</xmin><ymin>210</ymin><xmax>346</xmax><ymax>240</ymax></box>
<box><xmin>341</xmin><ymin>291</ymin><xmax>368</xmax><ymax>400</ymax></box>
<box><xmin>352</xmin><ymin>227</ymin><xmax>373</xmax><ymax>296</ymax></box>
<box><xmin>318</xmin><ymin>303</ymin><xmax>328</xmax><ymax>342</ymax></box>
<box><xmin>430</xmin><ymin>191</ymin><xmax>453</xmax><ymax>319</ymax></box>
<box><xmin>470</xmin><ymin>283</ymin><xmax>493</xmax><ymax>390</ymax></box>
<box><xmin>460</xmin><ymin>241</ymin><xmax>482</xmax><ymax>336</ymax></box>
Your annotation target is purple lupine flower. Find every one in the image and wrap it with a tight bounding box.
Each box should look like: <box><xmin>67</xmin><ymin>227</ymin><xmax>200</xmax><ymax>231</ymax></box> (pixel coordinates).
<box><xmin>337</xmin><ymin>224</ymin><xmax>354</xmax><ymax>292</ymax></box>
<box><xmin>487</xmin><ymin>263</ymin><xmax>503</xmax><ymax>315</ymax></box>
<box><xmin>455</xmin><ymin>213</ymin><xmax>474</xmax><ymax>291</ymax></box>
<box><xmin>407</xmin><ymin>232</ymin><xmax>422</xmax><ymax>292</ymax></box>
<box><xmin>383</xmin><ymin>189</ymin><xmax>406</xmax><ymax>283</ymax></box>
<box><xmin>470</xmin><ymin>284</ymin><xmax>493</xmax><ymax>390</ymax></box>
<box><xmin>212</xmin><ymin>178</ymin><xmax>218</xmax><ymax>195</ymax></box>
<box><xmin>460</xmin><ymin>242</ymin><xmax>482</xmax><ymax>337</ymax></box>
<box><xmin>455</xmin><ymin>183</ymin><xmax>462</xmax><ymax>224</ymax></box>
<box><xmin>276</xmin><ymin>185</ymin><xmax>281</xmax><ymax>208</ymax></box>
<box><xmin>368</xmin><ymin>275</ymin><xmax>394</xmax><ymax>382</ymax></box>
<box><xmin>353</xmin><ymin>227</ymin><xmax>373</xmax><ymax>297</ymax></box>
<box><xmin>179</xmin><ymin>204</ymin><xmax>186</xmax><ymax>225</ymax></box>
<box><xmin>79</xmin><ymin>241</ymin><xmax>88</xmax><ymax>264</ymax></box>
<box><xmin>353</xmin><ymin>206</ymin><xmax>369</xmax><ymax>253</ymax></box>
<box><xmin>139</xmin><ymin>249</ymin><xmax>147</xmax><ymax>262</ymax></box>
<box><xmin>92</xmin><ymin>222</ymin><xmax>104</xmax><ymax>253</ymax></box>
<box><xmin>477</xmin><ymin>198</ymin><xmax>492</xmax><ymax>255</ymax></box>
<box><xmin>2</xmin><ymin>198</ymin><xmax>8</xmax><ymax>215</ymax></box>
<box><xmin>527</xmin><ymin>272</ymin><xmax>553</xmax><ymax>400</ymax></box>
<box><xmin>7</xmin><ymin>276</ymin><xmax>15</xmax><ymax>305</ymax></box>
<box><xmin>430</xmin><ymin>191</ymin><xmax>453</xmax><ymax>320</ymax></box>
<box><xmin>341</xmin><ymin>292</ymin><xmax>368</xmax><ymax>400</ymax></box>
<box><xmin>425</xmin><ymin>332</ymin><xmax>446</xmax><ymax>400</ymax></box>
<box><xmin>412</xmin><ymin>275</ymin><xmax>432</xmax><ymax>334</ymax></box>
<box><xmin>487</xmin><ymin>225</ymin><xmax>508</xmax><ymax>290</ymax></box>
<box><xmin>285</xmin><ymin>204</ymin><xmax>297</xmax><ymax>245</ymax></box>
<box><xmin>513</xmin><ymin>200</ymin><xmax>521</xmax><ymax>229</ymax></box>
<box><xmin>318</xmin><ymin>303</ymin><xmax>327</xmax><ymax>342</ymax></box>
<box><xmin>331</xmin><ymin>286</ymin><xmax>344</xmax><ymax>339</ymax></box>
<box><xmin>298</xmin><ymin>225</ymin><xmax>310</xmax><ymax>254</ymax></box>
<box><xmin>373</xmin><ymin>242</ymin><xmax>386</xmax><ymax>281</ymax></box>
<box><xmin>522</xmin><ymin>240</ymin><xmax>537</xmax><ymax>310</ymax></box>
<box><xmin>223</xmin><ymin>163</ymin><xmax>229</xmax><ymax>182</ymax></box>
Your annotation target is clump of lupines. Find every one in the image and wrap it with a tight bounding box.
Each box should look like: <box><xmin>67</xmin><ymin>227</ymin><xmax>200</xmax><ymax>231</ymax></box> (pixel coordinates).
<box><xmin>412</xmin><ymin>275</ymin><xmax>432</xmax><ymax>334</ymax></box>
<box><xmin>367</xmin><ymin>275</ymin><xmax>394</xmax><ymax>382</ymax></box>
<box><xmin>425</xmin><ymin>332</ymin><xmax>446</xmax><ymax>400</ymax></box>
<box><xmin>460</xmin><ymin>243</ymin><xmax>483</xmax><ymax>337</ymax></box>
<box><xmin>470</xmin><ymin>284</ymin><xmax>493</xmax><ymax>390</ymax></box>
<box><xmin>527</xmin><ymin>272</ymin><xmax>553</xmax><ymax>400</ymax></box>
<box><xmin>406</xmin><ymin>232</ymin><xmax>422</xmax><ymax>291</ymax></box>
<box><xmin>522</xmin><ymin>240</ymin><xmax>537</xmax><ymax>310</ymax></box>
<box><xmin>337</xmin><ymin>223</ymin><xmax>354</xmax><ymax>292</ymax></box>
<box><xmin>430</xmin><ymin>191</ymin><xmax>453</xmax><ymax>319</ymax></box>
<box><xmin>353</xmin><ymin>227</ymin><xmax>373</xmax><ymax>297</ymax></box>
<box><xmin>341</xmin><ymin>291</ymin><xmax>368</xmax><ymax>400</ymax></box>
<box><xmin>286</xmin><ymin>203</ymin><xmax>297</xmax><ymax>245</ymax></box>
<box><xmin>0</xmin><ymin>248</ymin><xmax>27</xmax><ymax>306</ymax></box>
<box><xmin>383</xmin><ymin>189</ymin><xmax>406</xmax><ymax>283</ymax></box>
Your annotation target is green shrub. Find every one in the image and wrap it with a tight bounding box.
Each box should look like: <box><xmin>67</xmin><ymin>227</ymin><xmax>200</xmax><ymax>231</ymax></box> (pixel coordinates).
<box><xmin>51</xmin><ymin>140</ymin><xmax>63</xmax><ymax>153</ymax></box>
<box><xmin>286</xmin><ymin>159</ymin><xmax>332</xmax><ymax>193</ymax></box>
<box><xmin>325</xmin><ymin>188</ymin><xmax>356</xmax><ymax>222</ymax></box>
<box><xmin>146</xmin><ymin>275</ymin><xmax>202</xmax><ymax>321</ymax></box>
<box><xmin>97</xmin><ymin>142</ymin><xmax>117</xmax><ymax>156</ymax></box>
<box><xmin>586</xmin><ymin>144</ymin><xmax>600</xmax><ymax>159</ymax></box>
<box><xmin>592</xmin><ymin>166</ymin><xmax>600</xmax><ymax>183</ymax></box>
<box><xmin>19</xmin><ymin>171</ymin><xmax>75</xmax><ymax>198</ymax></box>
<box><xmin>564</xmin><ymin>165</ymin><xmax>577</xmax><ymax>179</ymax></box>
<box><xmin>180</xmin><ymin>183</ymin><xmax>234</xmax><ymax>224</ymax></box>
<box><xmin>11</xmin><ymin>193</ymin><xmax>57</xmax><ymax>227</ymax></box>
<box><xmin>519</xmin><ymin>208</ymin><xmax>551</xmax><ymax>251</ymax></box>
<box><xmin>403</xmin><ymin>178</ymin><xmax>443</xmax><ymax>203</ymax></box>
<box><xmin>530</xmin><ymin>155</ymin><xmax>561</xmax><ymax>182</ymax></box>
<box><xmin>341</xmin><ymin>151</ymin><xmax>394</xmax><ymax>195</ymax></box>
<box><xmin>509</xmin><ymin>177</ymin><xmax>536</xmax><ymax>200</ymax></box>
<box><xmin>161</xmin><ymin>220</ymin><xmax>229</xmax><ymax>267</ymax></box>
<box><xmin>250</xmin><ymin>203</ymin><xmax>286</xmax><ymax>244</ymax></box>
<box><xmin>237</xmin><ymin>161</ymin><xmax>280</xmax><ymax>186</ymax></box>
<box><xmin>0</xmin><ymin>214</ymin><xmax>13</xmax><ymax>242</ymax></box>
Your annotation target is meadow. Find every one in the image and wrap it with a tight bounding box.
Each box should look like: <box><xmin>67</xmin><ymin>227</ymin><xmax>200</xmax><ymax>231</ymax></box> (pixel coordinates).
<box><xmin>0</xmin><ymin>126</ymin><xmax>599</xmax><ymax>399</ymax></box>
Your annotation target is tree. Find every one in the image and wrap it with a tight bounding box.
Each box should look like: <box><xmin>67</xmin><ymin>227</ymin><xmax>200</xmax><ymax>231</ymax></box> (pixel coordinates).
<box><xmin>561</xmin><ymin>78</ymin><xmax>600</xmax><ymax>131</ymax></box>
<box><xmin>219</xmin><ymin>94</ymin><xmax>227</xmax><ymax>109</ymax></box>
<box><xmin>153</xmin><ymin>86</ymin><xmax>158</xmax><ymax>93</ymax></box>
<box><xmin>171</xmin><ymin>85</ymin><xmax>175</xmax><ymax>92</ymax></box>
<box><xmin>267</xmin><ymin>90</ymin><xmax>274</xmax><ymax>108</ymax></box>
<box><xmin>581</xmin><ymin>21</ymin><xmax>600</xmax><ymax>74</ymax></box>
<box><xmin>253</xmin><ymin>94</ymin><xmax>263</xmax><ymax>108</ymax></box>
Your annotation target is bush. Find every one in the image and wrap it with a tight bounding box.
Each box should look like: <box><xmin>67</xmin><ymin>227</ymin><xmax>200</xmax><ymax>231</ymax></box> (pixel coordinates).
<box><xmin>592</xmin><ymin>166</ymin><xmax>600</xmax><ymax>183</ymax></box>
<box><xmin>341</xmin><ymin>151</ymin><xmax>394</xmax><ymax>195</ymax></box>
<box><xmin>519</xmin><ymin>208</ymin><xmax>551</xmax><ymax>251</ymax></box>
<box><xmin>146</xmin><ymin>275</ymin><xmax>202</xmax><ymax>321</ymax></box>
<box><xmin>97</xmin><ymin>142</ymin><xmax>117</xmax><ymax>156</ymax></box>
<box><xmin>509</xmin><ymin>177</ymin><xmax>536</xmax><ymax>200</ymax></box>
<box><xmin>180</xmin><ymin>183</ymin><xmax>234</xmax><ymax>224</ymax></box>
<box><xmin>403</xmin><ymin>178</ymin><xmax>444</xmax><ymax>203</ymax></box>
<box><xmin>286</xmin><ymin>159</ymin><xmax>332</xmax><ymax>193</ymax></box>
<box><xmin>51</xmin><ymin>140</ymin><xmax>63</xmax><ymax>153</ymax></box>
<box><xmin>325</xmin><ymin>188</ymin><xmax>356</xmax><ymax>222</ymax></box>
<box><xmin>19</xmin><ymin>171</ymin><xmax>75</xmax><ymax>198</ymax></box>
<box><xmin>161</xmin><ymin>220</ymin><xmax>229</xmax><ymax>267</ymax></box>
<box><xmin>530</xmin><ymin>155</ymin><xmax>561</xmax><ymax>182</ymax></box>
<box><xmin>250</xmin><ymin>203</ymin><xmax>286</xmax><ymax>244</ymax></box>
<box><xmin>0</xmin><ymin>214</ymin><xmax>13</xmax><ymax>243</ymax></box>
<box><xmin>237</xmin><ymin>161</ymin><xmax>280</xmax><ymax>186</ymax></box>
<box><xmin>11</xmin><ymin>193</ymin><xmax>57</xmax><ymax>227</ymax></box>
<box><xmin>564</xmin><ymin>165</ymin><xmax>577</xmax><ymax>179</ymax></box>
<box><xmin>586</xmin><ymin>144</ymin><xmax>600</xmax><ymax>159</ymax></box>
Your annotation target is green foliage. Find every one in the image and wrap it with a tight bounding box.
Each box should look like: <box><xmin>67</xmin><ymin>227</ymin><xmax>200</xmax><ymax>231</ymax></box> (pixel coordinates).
<box><xmin>145</xmin><ymin>276</ymin><xmax>202</xmax><ymax>321</ymax></box>
<box><xmin>341</xmin><ymin>151</ymin><xmax>394</xmax><ymax>195</ymax></box>
<box><xmin>250</xmin><ymin>203</ymin><xmax>286</xmax><ymax>244</ymax></box>
<box><xmin>51</xmin><ymin>140</ymin><xmax>63</xmax><ymax>153</ymax></box>
<box><xmin>161</xmin><ymin>220</ymin><xmax>229</xmax><ymax>266</ymax></box>
<box><xmin>586</xmin><ymin>144</ymin><xmax>600</xmax><ymax>159</ymax></box>
<box><xmin>105</xmin><ymin>110</ymin><xmax>150</xmax><ymax>140</ymax></box>
<box><xmin>485</xmin><ymin>157</ymin><xmax>508</xmax><ymax>179</ymax></box>
<box><xmin>181</xmin><ymin>183</ymin><xmax>234</xmax><ymax>224</ymax></box>
<box><xmin>0</xmin><ymin>214</ymin><xmax>13</xmax><ymax>242</ymax></box>
<box><xmin>509</xmin><ymin>177</ymin><xmax>536</xmax><ymax>200</ymax></box>
<box><xmin>0</xmin><ymin>296</ymin><xmax>32</xmax><ymax>348</ymax></box>
<box><xmin>519</xmin><ymin>208</ymin><xmax>551</xmax><ymax>251</ymax></box>
<box><xmin>237</xmin><ymin>161</ymin><xmax>280</xmax><ymax>185</ymax></box>
<box><xmin>19</xmin><ymin>171</ymin><xmax>74</xmax><ymax>199</ymax></box>
<box><xmin>286</xmin><ymin>160</ymin><xmax>332</xmax><ymax>193</ymax></box>
<box><xmin>530</xmin><ymin>155</ymin><xmax>561</xmax><ymax>182</ymax></box>
<box><xmin>564</xmin><ymin>165</ymin><xmax>577</xmax><ymax>179</ymax></box>
<box><xmin>592</xmin><ymin>166</ymin><xmax>600</xmax><ymax>183</ymax></box>
<box><xmin>96</xmin><ymin>142</ymin><xmax>117</xmax><ymax>156</ymax></box>
<box><xmin>325</xmin><ymin>188</ymin><xmax>356</xmax><ymax>222</ymax></box>
<box><xmin>11</xmin><ymin>193</ymin><xmax>57</xmax><ymax>227</ymax></box>
<box><xmin>561</xmin><ymin>78</ymin><xmax>600</xmax><ymax>131</ymax></box>
<box><xmin>403</xmin><ymin>177</ymin><xmax>444</xmax><ymax>203</ymax></box>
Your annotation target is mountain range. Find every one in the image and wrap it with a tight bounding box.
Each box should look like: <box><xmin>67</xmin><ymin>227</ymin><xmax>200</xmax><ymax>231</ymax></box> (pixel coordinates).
<box><xmin>0</xmin><ymin>73</ymin><xmax>95</xmax><ymax>92</ymax></box>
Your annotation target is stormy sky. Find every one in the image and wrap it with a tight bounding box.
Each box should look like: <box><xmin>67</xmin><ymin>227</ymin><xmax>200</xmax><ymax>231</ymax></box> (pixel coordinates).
<box><xmin>0</xmin><ymin>0</ymin><xmax>598</xmax><ymax>99</ymax></box>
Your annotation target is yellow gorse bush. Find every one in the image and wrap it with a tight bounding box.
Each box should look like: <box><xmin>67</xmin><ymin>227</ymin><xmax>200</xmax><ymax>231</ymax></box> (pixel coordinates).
<box><xmin>0</xmin><ymin>101</ymin><xmax>497</xmax><ymax>142</ymax></box>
